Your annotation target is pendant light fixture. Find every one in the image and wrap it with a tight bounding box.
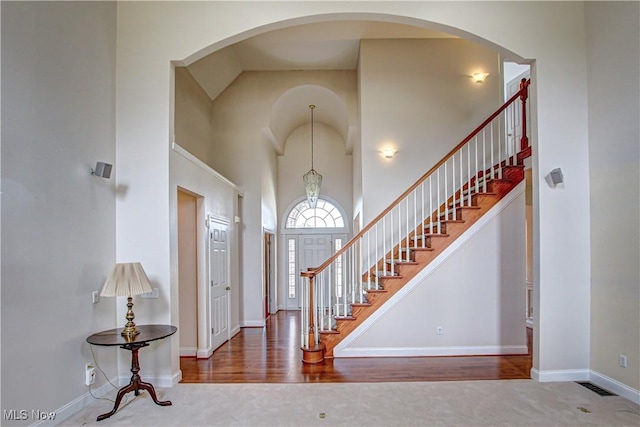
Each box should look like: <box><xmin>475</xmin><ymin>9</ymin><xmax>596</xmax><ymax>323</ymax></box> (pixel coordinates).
<box><xmin>303</xmin><ymin>105</ymin><xmax>322</xmax><ymax>208</ymax></box>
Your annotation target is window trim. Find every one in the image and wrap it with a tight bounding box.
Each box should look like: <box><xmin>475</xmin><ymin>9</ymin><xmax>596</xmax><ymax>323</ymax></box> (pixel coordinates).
<box><xmin>280</xmin><ymin>195</ymin><xmax>349</xmax><ymax>235</ymax></box>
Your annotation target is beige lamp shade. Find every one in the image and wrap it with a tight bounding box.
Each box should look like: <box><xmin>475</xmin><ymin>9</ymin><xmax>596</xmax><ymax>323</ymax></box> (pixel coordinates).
<box><xmin>100</xmin><ymin>262</ymin><xmax>154</xmax><ymax>297</ymax></box>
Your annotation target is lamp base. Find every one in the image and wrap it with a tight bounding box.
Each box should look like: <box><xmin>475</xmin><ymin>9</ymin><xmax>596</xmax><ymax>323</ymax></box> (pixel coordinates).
<box><xmin>121</xmin><ymin>296</ymin><xmax>140</xmax><ymax>338</ymax></box>
<box><xmin>121</xmin><ymin>325</ymin><xmax>140</xmax><ymax>337</ymax></box>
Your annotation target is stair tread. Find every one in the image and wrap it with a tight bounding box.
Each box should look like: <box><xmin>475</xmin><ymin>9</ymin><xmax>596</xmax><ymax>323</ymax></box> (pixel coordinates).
<box><xmin>335</xmin><ymin>316</ymin><xmax>355</xmax><ymax>321</ymax></box>
<box><xmin>351</xmin><ymin>303</ymin><xmax>372</xmax><ymax>307</ymax></box>
<box><xmin>386</xmin><ymin>260</ymin><xmax>419</xmax><ymax>265</ymax></box>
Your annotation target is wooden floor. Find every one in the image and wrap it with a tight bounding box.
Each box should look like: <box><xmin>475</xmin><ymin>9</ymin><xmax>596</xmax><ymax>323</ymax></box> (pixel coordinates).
<box><xmin>180</xmin><ymin>310</ymin><xmax>532</xmax><ymax>383</ymax></box>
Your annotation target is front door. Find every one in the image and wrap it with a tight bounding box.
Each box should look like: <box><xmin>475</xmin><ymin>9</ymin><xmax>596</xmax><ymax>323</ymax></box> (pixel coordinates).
<box><xmin>208</xmin><ymin>217</ymin><xmax>230</xmax><ymax>352</ymax></box>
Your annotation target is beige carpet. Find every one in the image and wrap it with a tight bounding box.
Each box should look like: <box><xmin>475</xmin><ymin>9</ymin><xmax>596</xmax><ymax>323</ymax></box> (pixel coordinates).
<box><xmin>60</xmin><ymin>380</ymin><xmax>639</xmax><ymax>426</ymax></box>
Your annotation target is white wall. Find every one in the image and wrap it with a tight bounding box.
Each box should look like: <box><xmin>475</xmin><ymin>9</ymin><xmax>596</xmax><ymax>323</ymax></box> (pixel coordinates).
<box><xmin>338</xmin><ymin>186</ymin><xmax>526</xmax><ymax>357</ymax></box>
<box><xmin>359</xmin><ymin>38</ymin><xmax>502</xmax><ymax>222</ymax></box>
<box><xmin>585</xmin><ymin>2</ymin><xmax>640</xmax><ymax>392</ymax></box>
<box><xmin>113</xmin><ymin>0</ymin><xmax>593</xmax><ymax>394</ymax></box>
<box><xmin>1</xmin><ymin>1</ymin><xmax>118</xmax><ymax>423</ymax></box>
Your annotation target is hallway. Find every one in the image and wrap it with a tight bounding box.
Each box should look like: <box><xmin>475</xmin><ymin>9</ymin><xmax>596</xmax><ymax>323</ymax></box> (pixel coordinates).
<box><xmin>180</xmin><ymin>311</ymin><xmax>532</xmax><ymax>383</ymax></box>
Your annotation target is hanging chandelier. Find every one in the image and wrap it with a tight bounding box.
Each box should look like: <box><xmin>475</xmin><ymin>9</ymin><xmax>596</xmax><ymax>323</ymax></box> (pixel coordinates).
<box><xmin>303</xmin><ymin>105</ymin><xmax>322</xmax><ymax>208</ymax></box>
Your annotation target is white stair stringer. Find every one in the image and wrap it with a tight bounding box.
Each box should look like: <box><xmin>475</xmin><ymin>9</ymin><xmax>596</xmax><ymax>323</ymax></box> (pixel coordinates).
<box><xmin>334</xmin><ymin>181</ymin><xmax>526</xmax><ymax>358</ymax></box>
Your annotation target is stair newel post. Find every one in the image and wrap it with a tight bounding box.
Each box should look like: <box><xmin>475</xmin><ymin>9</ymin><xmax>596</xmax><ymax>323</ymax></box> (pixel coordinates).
<box><xmin>301</xmin><ymin>269</ymin><xmax>324</xmax><ymax>363</ymax></box>
<box><xmin>519</xmin><ymin>78</ymin><xmax>530</xmax><ymax>152</ymax></box>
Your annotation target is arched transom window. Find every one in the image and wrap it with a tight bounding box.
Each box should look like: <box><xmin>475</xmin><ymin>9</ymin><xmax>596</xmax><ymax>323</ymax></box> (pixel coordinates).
<box><xmin>286</xmin><ymin>198</ymin><xmax>345</xmax><ymax>229</ymax></box>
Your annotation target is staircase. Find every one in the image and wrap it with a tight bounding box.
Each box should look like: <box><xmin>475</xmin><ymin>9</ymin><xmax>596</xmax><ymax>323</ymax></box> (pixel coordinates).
<box><xmin>301</xmin><ymin>79</ymin><xmax>531</xmax><ymax>363</ymax></box>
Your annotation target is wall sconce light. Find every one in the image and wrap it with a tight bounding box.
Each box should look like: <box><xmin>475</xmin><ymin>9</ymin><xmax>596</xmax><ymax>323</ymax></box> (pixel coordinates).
<box><xmin>381</xmin><ymin>147</ymin><xmax>397</xmax><ymax>159</ymax></box>
<box><xmin>91</xmin><ymin>162</ymin><xmax>112</xmax><ymax>179</ymax></box>
<box><xmin>471</xmin><ymin>72</ymin><xmax>490</xmax><ymax>83</ymax></box>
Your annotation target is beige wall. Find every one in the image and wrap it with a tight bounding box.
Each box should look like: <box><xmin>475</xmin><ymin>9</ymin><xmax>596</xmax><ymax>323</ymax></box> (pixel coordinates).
<box><xmin>359</xmin><ymin>38</ymin><xmax>502</xmax><ymax>222</ymax></box>
<box><xmin>174</xmin><ymin>67</ymin><xmax>213</xmax><ymax>162</ymax></box>
<box><xmin>586</xmin><ymin>1</ymin><xmax>640</xmax><ymax>394</ymax></box>
<box><xmin>178</xmin><ymin>190</ymin><xmax>198</xmax><ymax>354</ymax></box>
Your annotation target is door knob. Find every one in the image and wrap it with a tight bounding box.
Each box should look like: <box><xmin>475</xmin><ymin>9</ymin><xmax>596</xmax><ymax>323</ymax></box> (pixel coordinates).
<box><xmin>226</xmin><ymin>286</ymin><xmax>231</xmax><ymax>291</ymax></box>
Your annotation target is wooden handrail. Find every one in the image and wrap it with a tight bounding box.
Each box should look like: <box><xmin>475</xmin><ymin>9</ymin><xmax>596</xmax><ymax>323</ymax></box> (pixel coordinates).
<box><xmin>307</xmin><ymin>79</ymin><xmax>531</xmax><ymax>276</ymax></box>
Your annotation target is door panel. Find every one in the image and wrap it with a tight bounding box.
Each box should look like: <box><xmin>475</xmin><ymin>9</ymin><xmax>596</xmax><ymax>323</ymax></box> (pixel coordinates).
<box><xmin>209</xmin><ymin>218</ymin><xmax>229</xmax><ymax>352</ymax></box>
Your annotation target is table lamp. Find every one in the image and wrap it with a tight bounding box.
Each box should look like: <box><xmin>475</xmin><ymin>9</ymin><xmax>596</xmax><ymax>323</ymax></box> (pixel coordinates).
<box><xmin>100</xmin><ymin>262</ymin><xmax>154</xmax><ymax>337</ymax></box>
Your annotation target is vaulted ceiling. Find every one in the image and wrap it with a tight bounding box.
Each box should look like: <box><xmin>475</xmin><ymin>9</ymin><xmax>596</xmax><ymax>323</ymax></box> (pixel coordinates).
<box><xmin>185</xmin><ymin>20</ymin><xmax>457</xmax><ymax>152</ymax></box>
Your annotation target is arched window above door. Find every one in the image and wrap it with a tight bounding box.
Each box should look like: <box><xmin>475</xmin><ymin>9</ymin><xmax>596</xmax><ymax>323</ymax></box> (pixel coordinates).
<box><xmin>285</xmin><ymin>198</ymin><xmax>345</xmax><ymax>229</ymax></box>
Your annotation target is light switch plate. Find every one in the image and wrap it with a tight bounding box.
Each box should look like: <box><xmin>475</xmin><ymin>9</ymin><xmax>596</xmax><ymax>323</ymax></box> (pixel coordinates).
<box><xmin>140</xmin><ymin>288</ymin><xmax>160</xmax><ymax>299</ymax></box>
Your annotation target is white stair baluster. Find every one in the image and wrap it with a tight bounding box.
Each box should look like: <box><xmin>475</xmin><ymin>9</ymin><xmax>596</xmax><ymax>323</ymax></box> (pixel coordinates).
<box><xmin>421</xmin><ymin>182</ymin><xmax>425</xmax><ymax>250</ymax></box>
<box><xmin>452</xmin><ymin>153</ymin><xmax>456</xmax><ymax>221</ymax></box>
<box><xmin>437</xmin><ymin>169</ymin><xmax>441</xmax><ymax>234</ymax></box>
<box><xmin>459</xmin><ymin>147</ymin><xmax>463</xmax><ymax>209</ymax></box>
<box><xmin>483</xmin><ymin>130</ymin><xmax>487</xmax><ymax>193</ymax></box>
<box><xmin>474</xmin><ymin>135</ymin><xmax>479</xmax><ymax>195</ymax></box>
<box><xmin>429</xmin><ymin>175</ymin><xmax>433</xmax><ymax>241</ymax></box>
<box><xmin>491</xmin><ymin>122</ymin><xmax>496</xmax><ymax>179</ymax></box>
<box><xmin>467</xmin><ymin>144</ymin><xmax>472</xmax><ymax>206</ymax></box>
<box><xmin>445</xmin><ymin>161</ymin><xmax>449</xmax><ymax>222</ymax></box>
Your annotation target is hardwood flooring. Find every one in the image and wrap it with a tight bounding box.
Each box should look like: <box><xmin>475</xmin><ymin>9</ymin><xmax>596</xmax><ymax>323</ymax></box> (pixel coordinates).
<box><xmin>180</xmin><ymin>310</ymin><xmax>532</xmax><ymax>383</ymax></box>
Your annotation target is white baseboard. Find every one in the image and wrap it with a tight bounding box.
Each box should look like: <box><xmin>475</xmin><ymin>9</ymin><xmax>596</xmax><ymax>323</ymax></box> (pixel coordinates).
<box><xmin>590</xmin><ymin>370</ymin><xmax>640</xmax><ymax>405</ymax></box>
<box><xmin>531</xmin><ymin>368</ymin><xmax>639</xmax><ymax>405</ymax></box>
<box><xmin>31</xmin><ymin>378</ymin><xmax>118</xmax><ymax>426</ymax></box>
<box><xmin>230</xmin><ymin>325</ymin><xmax>241</xmax><ymax>338</ymax></box>
<box><xmin>240</xmin><ymin>320</ymin><xmax>266</xmax><ymax>328</ymax></box>
<box><xmin>180</xmin><ymin>347</ymin><xmax>197</xmax><ymax>357</ymax></box>
<box><xmin>197</xmin><ymin>347</ymin><xmax>213</xmax><ymax>359</ymax></box>
<box><xmin>335</xmin><ymin>345</ymin><xmax>528</xmax><ymax>358</ymax></box>
<box><xmin>531</xmin><ymin>368</ymin><xmax>590</xmax><ymax>382</ymax></box>
<box><xmin>120</xmin><ymin>370</ymin><xmax>181</xmax><ymax>388</ymax></box>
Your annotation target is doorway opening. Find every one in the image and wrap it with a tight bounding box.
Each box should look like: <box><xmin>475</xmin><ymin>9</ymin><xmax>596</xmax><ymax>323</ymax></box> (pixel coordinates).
<box><xmin>178</xmin><ymin>189</ymin><xmax>199</xmax><ymax>357</ymax></box>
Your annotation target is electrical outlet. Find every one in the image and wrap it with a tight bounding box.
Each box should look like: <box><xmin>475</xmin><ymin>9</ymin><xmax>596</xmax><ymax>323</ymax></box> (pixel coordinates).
<box><xmin>85</xmin><ymin>363</ymin><xmax>96</xmax><ymax>386</ymax></box>
<box><xmin>436</xmin><ymin>326</ymin><xmax>443</xmax><ymax>335</ymax></box>
<box><xmin>619</xmin><ymin>354</ymin><xmax>627</xmax><ymax>368</ymax></box>
<box><xmin>92</xmin><ymin>291</ymin><xmax>100</xmax><ymax>304</ymax></box>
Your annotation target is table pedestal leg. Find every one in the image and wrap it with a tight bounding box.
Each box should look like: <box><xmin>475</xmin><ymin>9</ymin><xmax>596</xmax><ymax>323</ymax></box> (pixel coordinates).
<box><xmin>96</xmin><ymin>344</ymin><xmax>172</xmax><ymax>421</ymax></box>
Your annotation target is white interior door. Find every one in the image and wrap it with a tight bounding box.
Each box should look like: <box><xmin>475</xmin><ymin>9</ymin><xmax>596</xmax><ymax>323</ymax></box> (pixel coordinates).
<box><xmin>208</xmin><ymin>217</ymin><xmax>230</xmax><ymax>352</ymax></box>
